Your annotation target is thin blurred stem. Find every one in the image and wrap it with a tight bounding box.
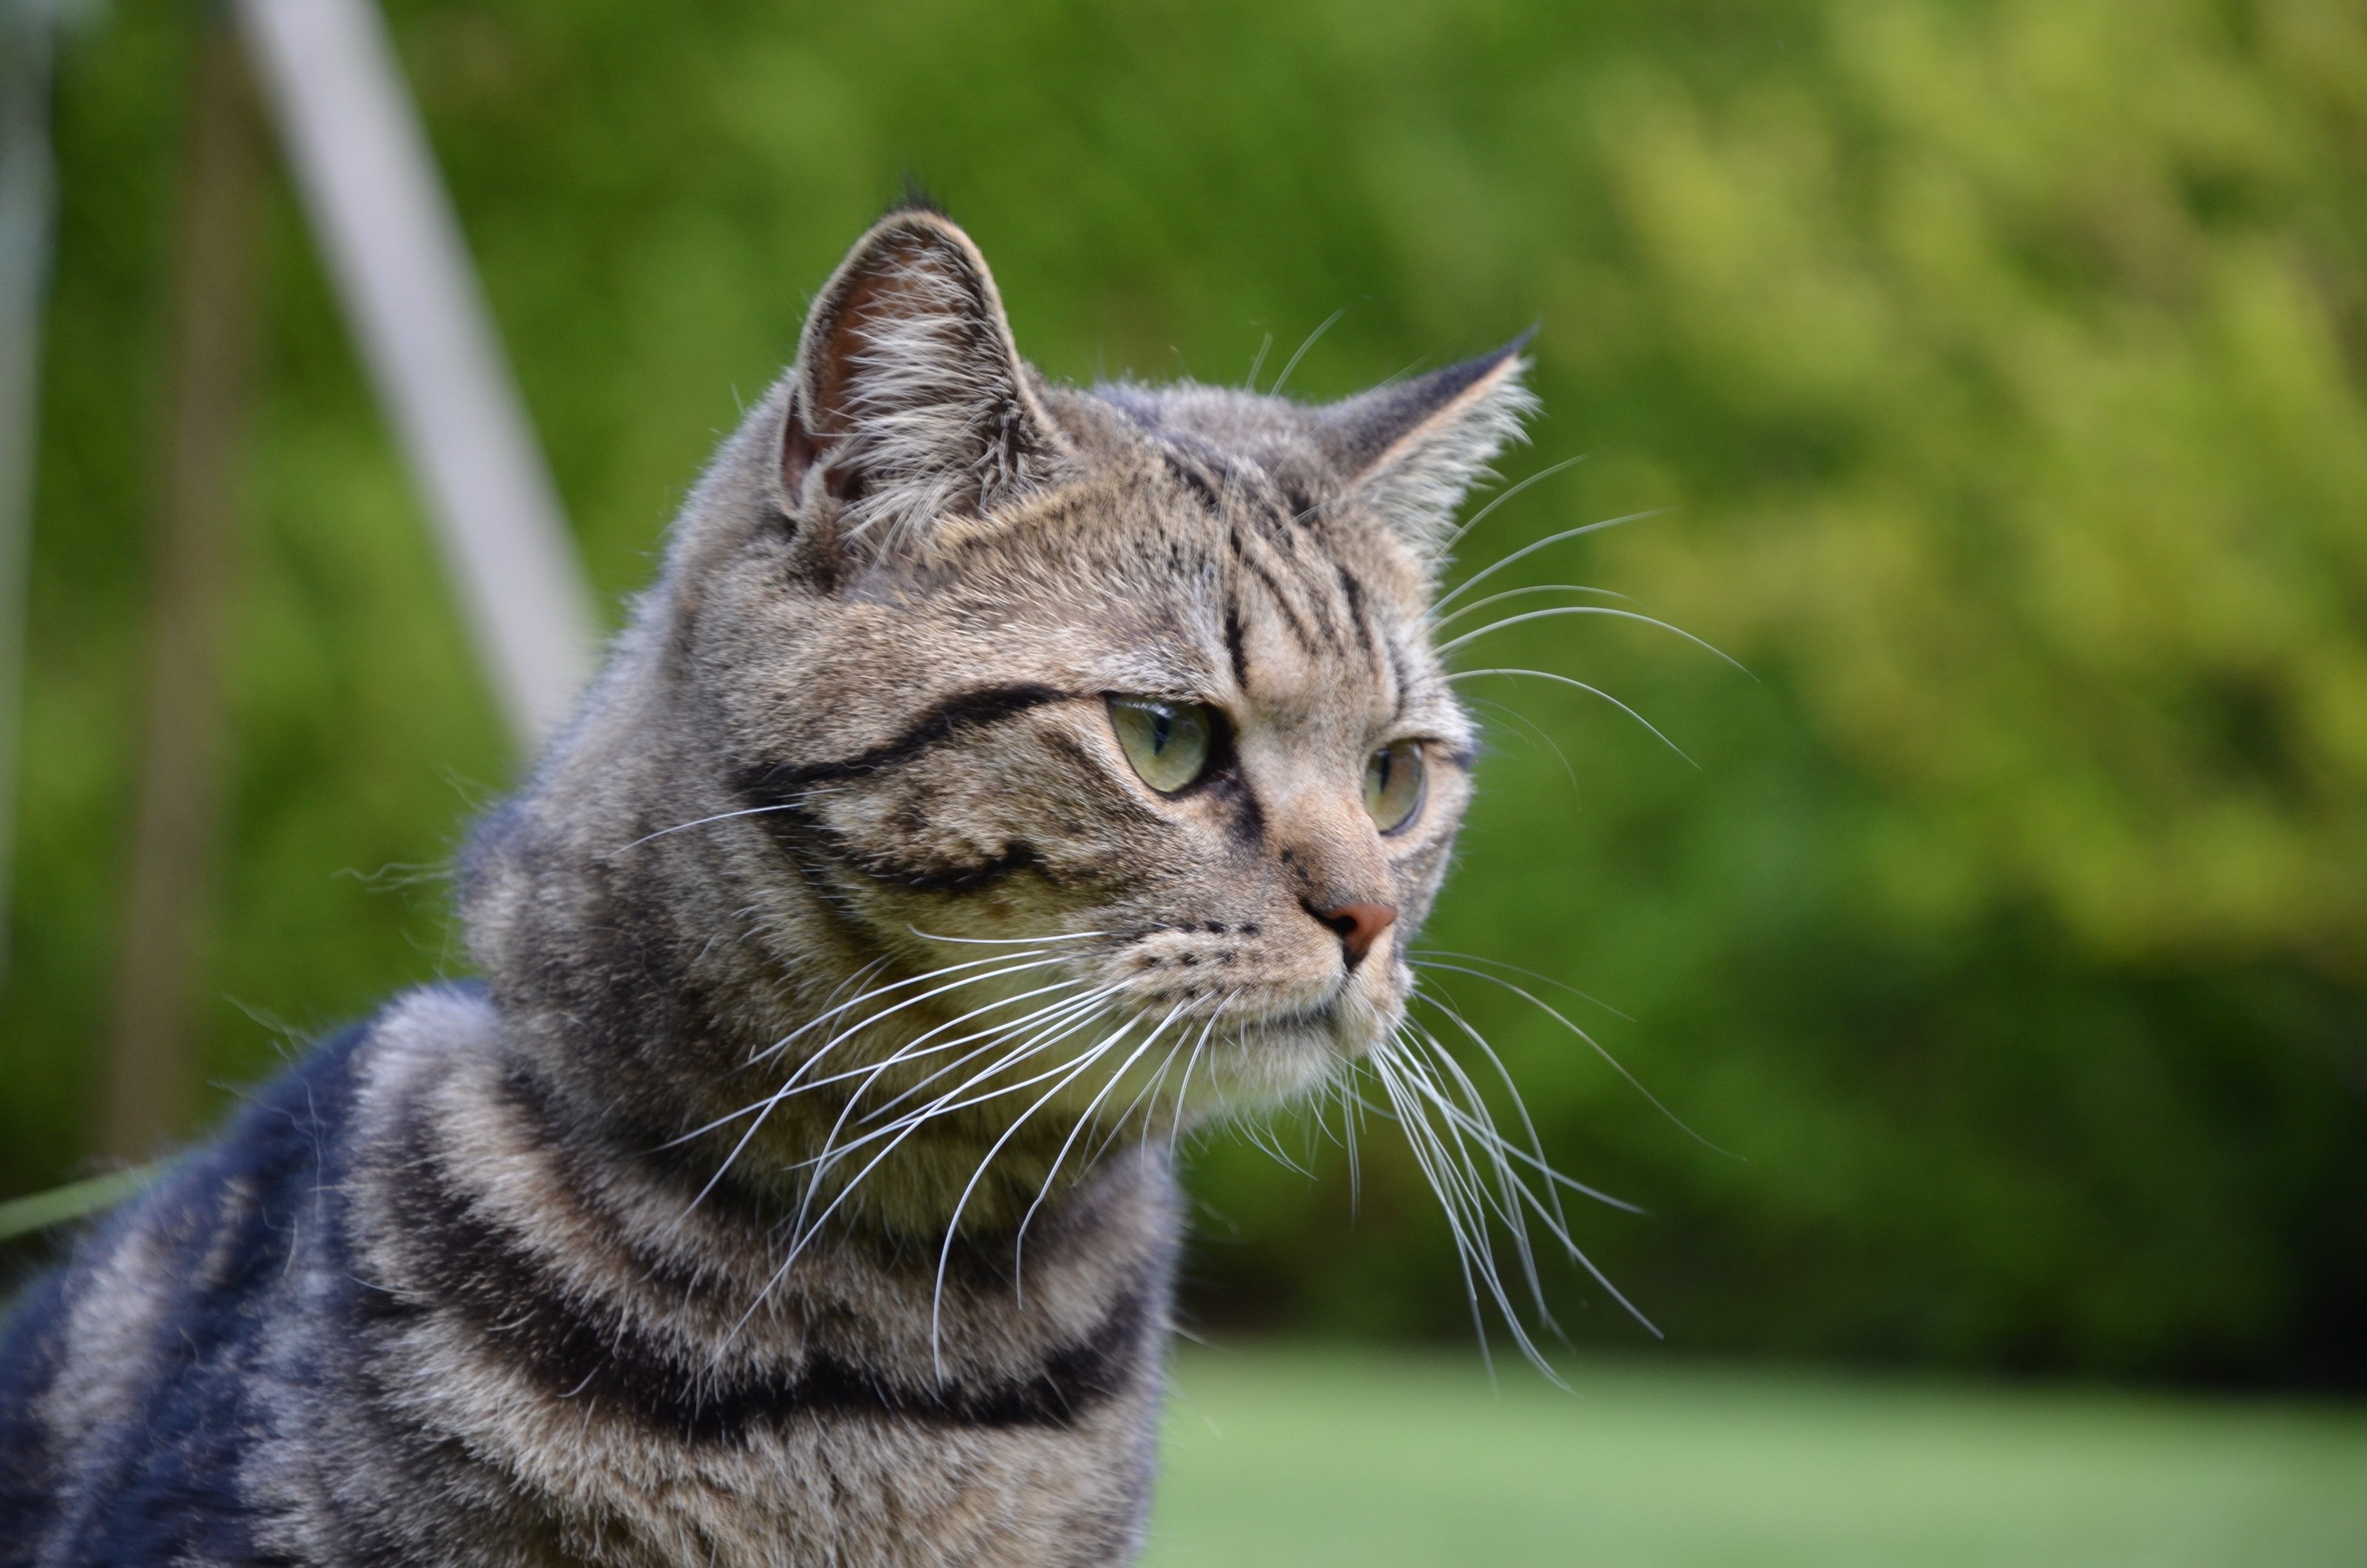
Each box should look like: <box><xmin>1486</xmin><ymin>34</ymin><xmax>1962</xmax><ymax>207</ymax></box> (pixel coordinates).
<box><xmin>0</xmin><ymin>0</ymin><xmax>64</xmax><ymax>986</ymax></box>
<box><xmin>100</xmin><ymin>18</ymin><xmax>263</xmax><ymax>1162</ymax></box>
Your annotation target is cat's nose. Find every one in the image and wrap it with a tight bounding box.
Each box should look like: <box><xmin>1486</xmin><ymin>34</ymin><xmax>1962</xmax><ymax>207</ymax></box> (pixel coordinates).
<box><xmin>1308</xmin><ymin>901</ymin><xmax>1397</xmax><ymax>969</ymax></box>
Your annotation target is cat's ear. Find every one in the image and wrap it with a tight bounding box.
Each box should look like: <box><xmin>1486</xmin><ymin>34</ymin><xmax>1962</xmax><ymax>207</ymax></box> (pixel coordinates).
<box><xmin>1317</xmin><ymin>335</ymin><xmax>1538</xmax><ymax>559</ymax></box>
<box><xmin>779</xmin><ymin>209</ymin><xmax>1065</xmax><ymax>552</ymax></box>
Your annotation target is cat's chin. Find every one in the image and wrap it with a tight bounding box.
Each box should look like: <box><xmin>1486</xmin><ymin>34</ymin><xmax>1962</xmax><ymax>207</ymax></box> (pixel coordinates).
<box><xmin>1170</xmin><ymin>983</ymin><xmax>1405</xmax><ymax>1117</ymax></box>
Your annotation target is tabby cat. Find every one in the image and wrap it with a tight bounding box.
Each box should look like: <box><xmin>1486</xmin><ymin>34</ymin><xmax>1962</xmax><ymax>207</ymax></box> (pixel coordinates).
<box><xmin>0</xmin><ymin>207</ymin><xmax>1555</xmax><ymax>1566</ymax></box>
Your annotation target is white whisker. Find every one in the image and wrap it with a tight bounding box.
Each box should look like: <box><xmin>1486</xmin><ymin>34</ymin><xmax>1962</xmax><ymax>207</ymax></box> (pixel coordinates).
<box><xmin>1447</xmin><ymin>667</ymin><xmax>1697</xmax><ymax>766</ymax></box>
<box><xmin>1395</xmin><ymin>1035</ymin><xmax>1560</xmax><ymax>1336</ymax></box>
<box><xmin>730</xmin><ymin>1006</ymin><xmax>1137</xmax><ymax>1355</ymax></box>
<box><xmin>1431</xmin><ymin>508</ymin><xmax>1669</xmax><ymax>613</ymax></box>
<box><xmin>1440</xmin><ymin>452</ymin><xmax>1590</xmax><ymax>549</ymax></box>
<box><xmin>929</xmin><ymin>1026</ymin><xmax>1139</xmax><ymax>1379</ymax></box>
<box><xmin>1466</xmin><ymin>694</ymin><xmax>1582</xmax><ymax>798</ymax></box>
<box><xmin>1166</xmin><ymin>995</ymin><xmax>1236</xmax><ymax>1156</ymax></box>
<box><xmin>852</xmin><ymin>984</ymin><xmax>1123</xmax><ymax>1123</ymax></box>
<box><xmin>1369</xmin><ymin>1043</ymin><xmax>1537</xmax><ymax>1380</ymax></box>
<box><xmin>1407</xmin><ymin>949</ymin><xmax>1633</xmax><ymax>1023</ymax></box>
<box><xmin>611</xmin><ymin>793</ymin><xmax>844</xmax><ymax>854</ymax></box>
<box><xmin>1435</xmin><ymin>604</ymin><xmax>1749</xmax><ymax>675</ymax></box>
<box><xmin>751</xmin><ymin>949</ymin><xmax>1049</xmax><ymax>1069</ymax></box>
<box><xmin>1414</xmin><ymin>961</ymin><xmax>1727</xmax><ymax>1154</ymax></box>
<box><xmin>798</xmin><ymin>997</ymin><xmax>1128</xmax><ymax>1179</ymax></box>
<box><xmin>670</xmin><ymin>955</ymin><xmax>1076</xmax><ymax>1230</ymax></box>
<box><xmin>1412</xmin><ymin>1000</ymin><xmax>1638</xmax><ymax>1214</ymax></box>
<box><xmin>1339</xmin><ymin>1069</ymin><xmax>1363</xmax><ymax>1217</ymax></box>
<box><xmin>1009</xmin><ymin>1002</ymin><xmax>1191</xmax><ymax>1296</ymax></box>
<box><xmin>1358</xmin><ymin>999</ymin><xmax>1671</xmax><ymax>1382</ymax></box>
<box><xmin>1268</xmin><ymin>306</ymin><xmax>1344</xmax><ymax>396</ymax></box>
<box><xmin>1430</xmin><ymin>582</ymin><xmax>1632</xmax><ymax>630</ymax></box>
<box><xmin>767</xmin><ymin>979</ymin><xmax>1102</xmax><ymax>1136</ymax></box>
<box><xmin>781</xmin><ymin>1006</ymin><xmax>1119</xmax><ymax>1248</ymax></box>
<box><xmin>1243</xmin><ymin>330</ymin><xmax>1273</xmax><ymax>390</ymax></box>
<box><xmin>906</xmin><ymin>925</ymin><xmax>1108</xmax><ymax>946</ymax></box>
<box><xmin>752</xmin><ymin>951</ymin><xmax>1067</xmax><ymax>1071</ymax></box>
<box><xmin>1407</xmin><ymin>1030</ymin><xmax>1657</xmax><ymax>1339</ymax></box>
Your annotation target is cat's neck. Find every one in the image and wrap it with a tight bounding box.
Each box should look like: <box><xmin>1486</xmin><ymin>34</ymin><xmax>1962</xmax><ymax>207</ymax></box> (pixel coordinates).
<box><xmin>350</xmin><ymin>981</ymin><xmax>1179</xmax><ymax>1425</ymax></box>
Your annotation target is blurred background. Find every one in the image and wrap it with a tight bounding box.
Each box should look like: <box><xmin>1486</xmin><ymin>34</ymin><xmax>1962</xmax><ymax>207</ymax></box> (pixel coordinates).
<box><xmin>3</xmin><ymin>1</ymin><xmax>2366</xmax><ymax>1552</ymax></box>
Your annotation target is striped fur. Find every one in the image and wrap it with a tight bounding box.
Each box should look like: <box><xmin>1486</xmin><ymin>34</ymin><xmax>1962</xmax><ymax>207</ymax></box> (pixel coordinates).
<box><xmin>0</xmin><ymin>209</ymin><xmax>1531</xmax><ymax>1565</ymax></box>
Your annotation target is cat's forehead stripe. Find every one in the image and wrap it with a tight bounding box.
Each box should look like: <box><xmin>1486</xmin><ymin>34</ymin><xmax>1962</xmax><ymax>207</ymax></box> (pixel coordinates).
<box><xmin>1221</xmin><ymin>600</ymin><xmax>1251</xmax><ymax>693</ymax></box>
<box><xmin>1128</xmin><ymin>417</ymin><xmax>1415</xmax><ymax>707</ymax></box>
<box><xmin>1225</xmin><ymin>525</ymin><xmax>1321</xmax><ymax>667</ymax></box>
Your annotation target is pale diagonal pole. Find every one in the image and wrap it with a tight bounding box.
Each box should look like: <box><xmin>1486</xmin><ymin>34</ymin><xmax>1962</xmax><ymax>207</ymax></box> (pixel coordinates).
<box><xmin>98</xmin><ymin>0</ymin><xmax>599</xmax><ymax>1160</ymax></box>
<box><xmin>236</xmin><ymin>0</ymin><xmax>597</xmax><ymax>750</ymax></box>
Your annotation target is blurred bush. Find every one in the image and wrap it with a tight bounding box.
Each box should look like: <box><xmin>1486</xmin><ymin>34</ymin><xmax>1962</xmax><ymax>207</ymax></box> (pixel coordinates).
<box><xmin>6</xmin><ymin>0</ymin><xmax>2362</xmax><ymax>1385</ymax></box>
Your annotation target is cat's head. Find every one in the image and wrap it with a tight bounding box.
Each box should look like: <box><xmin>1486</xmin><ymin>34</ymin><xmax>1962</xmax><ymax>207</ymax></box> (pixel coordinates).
<box><xmin>520</xmin><ymin>207</ymin><xmax>1531</xmax><ymax>1177</ymax></box>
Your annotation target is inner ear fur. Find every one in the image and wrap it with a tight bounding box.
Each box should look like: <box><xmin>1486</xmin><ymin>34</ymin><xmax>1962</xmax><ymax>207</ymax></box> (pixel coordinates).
<box><xmin>779</xmin><ymin>209</ymin><xmax>1065</xmax><ymax>551</ymax></box>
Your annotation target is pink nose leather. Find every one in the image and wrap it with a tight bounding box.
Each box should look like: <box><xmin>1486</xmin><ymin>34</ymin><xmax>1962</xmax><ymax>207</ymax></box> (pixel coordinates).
<box><xmin>1313</xmin><ymin>901</ymin><xmax>1398</xmax><ymax>966</ymax></box>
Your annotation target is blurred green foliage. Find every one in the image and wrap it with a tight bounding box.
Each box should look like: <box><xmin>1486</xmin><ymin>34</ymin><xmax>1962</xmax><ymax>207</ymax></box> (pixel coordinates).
<box><xmin>6</xmin><ymin>0</ymin><xmax>2362</xmax><ymax>1384</ymax></box>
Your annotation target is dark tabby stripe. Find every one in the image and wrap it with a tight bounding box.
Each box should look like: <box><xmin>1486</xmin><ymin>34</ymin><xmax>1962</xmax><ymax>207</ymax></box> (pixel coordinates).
<box><xmin>739</xmin><ymin>682</ymin><xmax>1072</xmax><ymax>797</ymax></box>
<box><xmin>379</xmin><ymin>1155</ymin><xmax>1151</xmax><ymax>1443</ymax></box>
<box><xmin>1225</xmin><ymin>525</ymin><xmax>1321</xmax><ymax>656</ymax></box>
<box><xmin>1334</xmin><ymin>562</ymin><xmax>1380</xmax><ymax>676</ymax></box>
<box><xmin>1158</xmin><ymin>450</ymin><xmax>1223</xmax><ymax>517</ymax></box>
<box><xmin>1222</xmin><ymin>599</ymin><xmax>1253</xmax><ymax>692</ymax></box>
<box><xmin>733</xmin><ymin>792</ymin><xmax>1061</xmax><ymax>893</ymax></box>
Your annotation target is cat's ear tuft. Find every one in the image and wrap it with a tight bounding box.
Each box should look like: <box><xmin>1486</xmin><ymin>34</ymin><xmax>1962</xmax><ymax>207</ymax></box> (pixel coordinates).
<box><xmin>1317</xmin><ymin>335</ymin><xmax>1539</xmax><ymax>559</ymax></box>
<box><xmin>779</xmin><ymin>210</ymin><xmax>1064</xmax><ymax>553</ymax></box>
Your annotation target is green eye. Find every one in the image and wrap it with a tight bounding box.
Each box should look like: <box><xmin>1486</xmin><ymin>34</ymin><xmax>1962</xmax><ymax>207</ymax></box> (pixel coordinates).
<box><xmin>1364</xmin><ymin>740</ymin><xmax>1427</xmax><ymax>833</ymax></box>
<box><xmin>1109</xmin><ymin>696</ymin><xmax>1218</xmax><ymax>794</ymax></box>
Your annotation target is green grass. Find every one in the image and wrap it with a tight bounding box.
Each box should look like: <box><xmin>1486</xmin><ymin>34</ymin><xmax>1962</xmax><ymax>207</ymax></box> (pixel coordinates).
<box><xmin>1145</xmin><ymin>1347</ymin><xmax>2367</xmax><ymax>1567</ymax></box>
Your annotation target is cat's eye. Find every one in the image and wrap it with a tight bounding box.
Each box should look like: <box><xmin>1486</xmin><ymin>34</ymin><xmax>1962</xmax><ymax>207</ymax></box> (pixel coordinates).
<box><xmin>1109</xmin><ymin>696</ymin><xmax>1218</xmax><ymax>794</ymax></box>
<box><xmin>1364</xmin><ymin>740</ymin><xmax>1427</xmax><ymax>833</ymax></box>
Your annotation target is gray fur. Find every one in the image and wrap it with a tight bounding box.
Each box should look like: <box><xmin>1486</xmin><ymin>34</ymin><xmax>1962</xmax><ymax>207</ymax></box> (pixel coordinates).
<box><xmin>0</xmin><ymin>209</ymin><xmax>1530</xmax><ymax>1565</ymax></box>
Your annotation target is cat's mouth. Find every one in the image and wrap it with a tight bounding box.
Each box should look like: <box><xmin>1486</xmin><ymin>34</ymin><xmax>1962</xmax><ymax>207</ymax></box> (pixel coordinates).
<box><xmin>1253</xmin><ymin>999</ymin><xmax>1337</xmax><ymax>1032</ymax></box>
<box><xmin>1211</xmin><ymin>972</ymin><xmax>1402</xmax><ymax>1069</ymax></box>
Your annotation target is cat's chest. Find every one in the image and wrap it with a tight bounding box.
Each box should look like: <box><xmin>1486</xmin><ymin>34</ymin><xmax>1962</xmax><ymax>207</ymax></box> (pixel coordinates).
<box><xmin>339</xmin><ymin>1009</ymin><xmax>1180</xmax><ymax>1566</ymax></box>
<box><xmin>490</xmin><ymin>1371</ymin><xmax>1168</xmax><ymax>1568</ymax></box>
